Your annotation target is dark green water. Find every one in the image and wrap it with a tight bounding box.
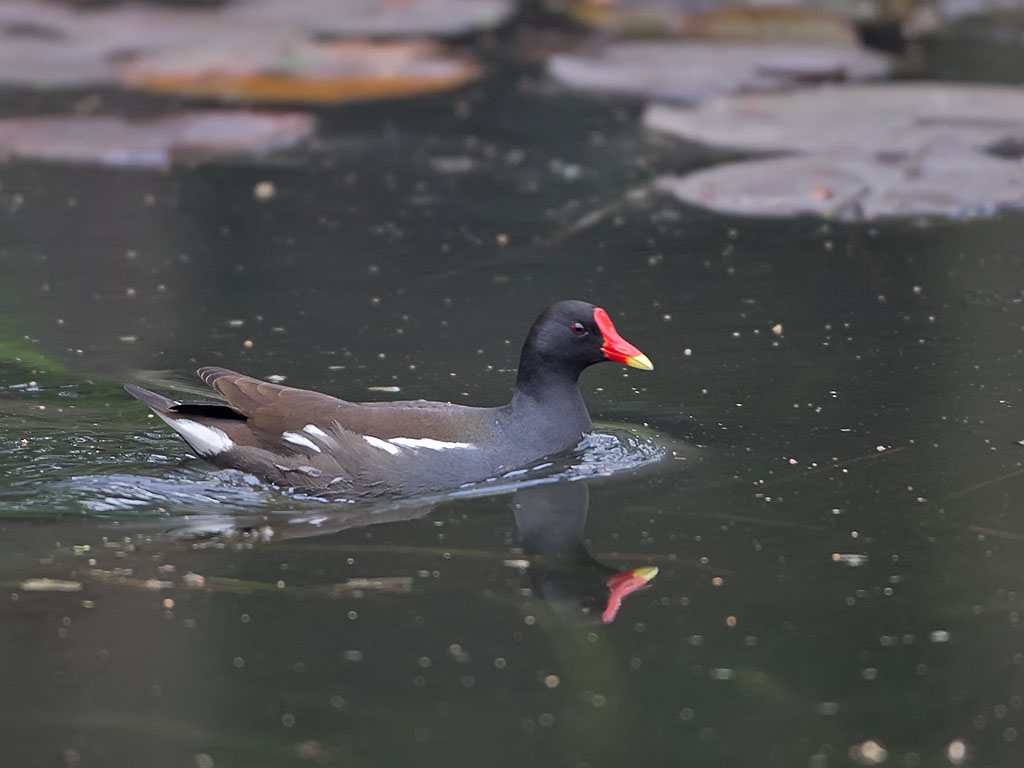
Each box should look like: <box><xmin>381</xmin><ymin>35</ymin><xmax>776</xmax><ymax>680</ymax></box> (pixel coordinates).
<box><xmin>3</xmin><ymin>15</ymin><xmax>1024</xmax><ymax>768</ymax></box>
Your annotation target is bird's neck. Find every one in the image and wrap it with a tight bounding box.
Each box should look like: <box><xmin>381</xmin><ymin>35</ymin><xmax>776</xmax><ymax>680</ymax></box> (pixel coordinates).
<box><xmin>513</xmin><ymin>364</ymin><xmax>578</xmax><ymax>400</ymax></box>
<box><xmin>513</xmin><ymin>338</ymin><xmax>583</xmax><ymax>397</ymax></box>
<box><xmin>509</xmin><ymin>365</ymin><xmax>593</xmax><ymax>441</ymax></box>
<box><xmin>506</xmin><ymin>338</ymin><xmax>594</xmax><ymax>448</ymax></box>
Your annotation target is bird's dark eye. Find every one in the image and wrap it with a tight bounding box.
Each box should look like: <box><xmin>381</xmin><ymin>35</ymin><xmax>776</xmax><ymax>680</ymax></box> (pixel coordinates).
<box><xmin>571</xmin><ymin>322</ymin><xmax>586</xmax><ymax>336</ymax></box>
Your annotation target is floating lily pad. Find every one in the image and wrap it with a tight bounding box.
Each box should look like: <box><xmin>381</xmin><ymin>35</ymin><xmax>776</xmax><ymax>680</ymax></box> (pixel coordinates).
<box><xmin>548</xmin><ymin>41</ymin><xmax>889</xmax><ymax>102</ymax></box>
<box><xmin>654</xmin><ymin>145</ymin><xmax>1024</xmax><ymax>220</ymax></box>
<box><xmin>223</xmin><ymin>0</ymin><xmax>515</xmax><ymax>37</ymax></box>
<box><xmin>0</xmin><ymin>37</ymin><xmax>116</xmax><ymax>87</ymax></box>
<box><xmin>0</xmin><ymin>0</ymin><xmax>76</xmax><ymax>32</ymax></box>
<box><xmin>903</xmin><ymin>0</ymin><xmax>1024</xmax><ymax>37</ymax></box>
<box><xmin>0</xmin><ymin>0</ymin><xmax>330</xmax><ymax>55</ymax></box>
<box><xmin>644</xmin><ymin>82</ymin><xmax>1024</xmax><ymax>152</ymax></box>
<box><xmin>0</xmin><ymin>112</ymin><xmax>314</xmax><ymax>168</ymax></box>
<box><xmin>563</xmin><ymin>0</ymin><xmax>860</xmax><ymax>45</ymax></box>
<box><xmin>69</xmin><ymin>4</ymin><xmax>302</xmax><ymax>57</ymax></box>
<box><xmin>0</xmin><ymin>1</ymin><xmax>307</xmax><ymax>88</ymax></box>
<box><xmin>0</xmin><ymin>0</ymin><xmax>493</xmax><ymax>92</ymax></box>
<box><xmin>685</xmin><ymin>5</ymin><xmax>861</xmax><ymax>45</ymax></box>
<box><xmin>118</xmin><ymin>39</ymin><xmax>482</xmax><ymax>104</ymax></box>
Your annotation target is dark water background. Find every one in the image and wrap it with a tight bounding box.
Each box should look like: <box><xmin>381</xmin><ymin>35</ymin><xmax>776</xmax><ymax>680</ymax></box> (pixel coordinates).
<box><xmin>2</xmin><ymin>11</ymin><xmax>1024</xmax><ymax>768</ymax></box>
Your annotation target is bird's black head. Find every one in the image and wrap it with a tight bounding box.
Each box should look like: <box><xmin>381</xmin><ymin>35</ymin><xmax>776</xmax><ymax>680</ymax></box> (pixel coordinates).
<box><xmin>515</xmin><ymin>300</ymin><xmax>653</xmax><ymax>394</ymax></box>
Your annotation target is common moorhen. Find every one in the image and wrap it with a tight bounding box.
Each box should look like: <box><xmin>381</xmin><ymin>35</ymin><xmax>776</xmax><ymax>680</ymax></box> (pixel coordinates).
<box><xmin>125</xmin><ymin>299</ymin><xmax>653</xmax><ymax>498</ymax></box>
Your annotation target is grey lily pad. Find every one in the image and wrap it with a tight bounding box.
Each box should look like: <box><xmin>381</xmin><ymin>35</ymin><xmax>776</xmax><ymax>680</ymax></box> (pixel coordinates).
<box><xmin>0</xmin><ymin>0</ymin><xmax>506</xmax><ymax>91</ymax></box>
<box><xmin>654</xmin><ymin>144</ymin><xmax>1024</xmax><ymax>220</ymax></box>
<box><xmin>644</xmin><ymin>82</ymin><xmax>1024</xmax><ymax>152</ymax></box>
<box><xmin>548</xmin><ymin>41</ymin><xmax>889</xmax><ymax>102</ymax></box>
<box><xmin>0</xmin><ymin>112</ymin><xmax>315</xmax><ymax>168</ymax></box>
<box><xmin>0</xmin><ymin>37</ymin><xmax>117</xmax><ymax>87</ymax></box>
<box><xmin>0</xmin><ymin>1</ymin><xmax>308</xmax><ymax>87</ymax></box>
<box><xmin>223</xmin><ymin>0</ymin><xmax>515</xmax><ymax>37</ymax></box>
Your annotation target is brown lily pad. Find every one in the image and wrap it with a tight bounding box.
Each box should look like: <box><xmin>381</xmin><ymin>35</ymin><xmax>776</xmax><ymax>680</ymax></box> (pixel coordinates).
<box><xmin>564</xmin><ymin>0</ymin><xmax>860</xmax><ymax>45</ymax></box>
<box><xmin>682</xmin><ymin>5</ymin><xmax>861</xmax><ymax>46</ymax></box>
<box><xmin>118</xmin><ymin>40</ymin><xmax>483</xmax><ymax>105</ymax></box>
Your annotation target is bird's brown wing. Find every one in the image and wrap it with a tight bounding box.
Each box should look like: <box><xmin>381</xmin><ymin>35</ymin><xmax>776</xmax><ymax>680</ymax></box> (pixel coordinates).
<box><xmin>196</xmin><ymin>366</ymin><xmax>488</xmax><ymax>442</ymax></box>
<box><xmin>194</xmin><ymin>367</ymin><xmax>497</xmax><ymax>497</ymax></box>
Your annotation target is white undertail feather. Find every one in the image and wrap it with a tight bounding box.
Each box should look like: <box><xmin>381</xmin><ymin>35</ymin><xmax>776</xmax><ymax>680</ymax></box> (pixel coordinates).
<box><xmin>283</xmin><ymin>431</ymin><xmax>322</xmax><ymax>453</ymax></box>
<box><xmin>389</xmin><ymin>437</ymin><xmax>475</xmax><ymax>451</ymax></box>
<box><xmin>303</xmin><ymin>424</ymin><xmax>330</xmax><ymax>439</ymax></box>
<box><xmin>363</xmin><ymin>435</ymin><xmax>402</xmax><ymax>455</ymax></box>
<box><xmin>157</xmin><ymin>414</ymin><xmax>234</xmax><ymax>457</ymax></box>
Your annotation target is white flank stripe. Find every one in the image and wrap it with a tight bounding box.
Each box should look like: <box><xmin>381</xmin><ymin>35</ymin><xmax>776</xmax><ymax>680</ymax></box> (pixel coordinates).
<box><xmin>160</xmin><ymin>416</ymin><xmax>234</xmax><ymax>456</ymax></box>
<box><xmin>303</xmin><ymin>424</ymin><xmax>330</xmax><ymax>439</ymax></box>
<box><xmin>389</xmin><ymin>436</ymin><xmax>475</xmax><ymax>451</ymax></box>
<box><xmin>364</xmin><ymin>435</ymin><xmax>402</xmax><ymax>455</ymax></box>
<box><xmin>283</xmin><ymin>431</ymin><xmax>322</xmax><ymax>453</ymax></box>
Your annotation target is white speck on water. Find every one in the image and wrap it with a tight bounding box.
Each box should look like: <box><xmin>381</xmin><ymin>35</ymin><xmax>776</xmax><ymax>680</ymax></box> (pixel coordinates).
<box><xmin>832</xmin><ymin>553</ymin><xmax>869</xmax><ymax>567</ymax></box>
<box><xmin>946</xmin><ymin>739</ymin><xmax>967</xmax><ymax>764</ymax></box>
<box><xmin>848</xmin><ymin>739</ymin><xmax>887</xmax><ymax>765</ymax></box>
<box><xmin>253</xmin><ymin>181</ymin><xmax>275</xmax><ymax>201</ymax></box>
<box><xmin>20</xmin><ymin>578</ymin><xmax>82</xmax><ymax>592</ymax></box>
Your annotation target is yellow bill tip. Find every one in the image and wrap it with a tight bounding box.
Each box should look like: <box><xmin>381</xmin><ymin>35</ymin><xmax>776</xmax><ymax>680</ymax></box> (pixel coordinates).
<box><xmin>632</xmin><ymin>566</ymin><xmax>659</xmax><ymax>581</ymax></box>
<box><xmin>626</xmin><ymin>353</ymin><xmax>654</xmax><ymax>371</ymax></box>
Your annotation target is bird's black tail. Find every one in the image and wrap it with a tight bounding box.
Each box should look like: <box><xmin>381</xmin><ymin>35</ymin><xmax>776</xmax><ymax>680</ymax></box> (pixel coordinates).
<box><xmin>125</xmin><ymin>383</ymin><xmax>246</xmax><ymax>421</ymax></box>
<box><xmin>124</xmin><ymin>383</ymin><xmax>177</xmax><ymax>413</ymax></box>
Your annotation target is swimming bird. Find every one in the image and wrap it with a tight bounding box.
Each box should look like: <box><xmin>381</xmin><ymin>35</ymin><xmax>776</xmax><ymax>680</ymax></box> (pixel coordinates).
<box><xmin>125</xmin><ymin>299</ymin><xmax>653</xmax><ymax>498</ymax></box>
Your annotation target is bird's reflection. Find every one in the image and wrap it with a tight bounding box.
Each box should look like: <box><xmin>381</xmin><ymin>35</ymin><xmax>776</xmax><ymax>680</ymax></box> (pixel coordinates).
<box><xmin>512</xmin><ymin>481</ymin><xmax>657</xmax><ymax>625</ymax></box>
<box><xmin>170</xmin><ymin>479</ymin><xmax>656</xmax><ymax>625</ymax></box>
